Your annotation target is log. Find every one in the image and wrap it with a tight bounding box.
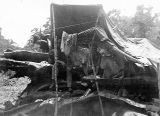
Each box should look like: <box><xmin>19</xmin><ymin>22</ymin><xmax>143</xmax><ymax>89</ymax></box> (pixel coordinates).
<box><xmin>0</xmin><ymin>58</ymin><xmax>52</xmax><ymax>81</ymax></box>
<box><xmin>2</xmin><ymin>50</ymin><xmax>49</xmax><ymax>62</ymax></box>
<box><xmin>0</xmin><ymin>58</ymin><xmax>52</xmax><ymax>96</ymax></box>
<box><xmin>0</xmin><ymin>57</ymin><xmax>68</xmax><ymax>83</ymax></box>
<box><xmin>0</xmin><ymin>58</ymin><xmax>86</xmax><ymax>95</ymax></box>
<box><xmin>0</xmin><ymin>58</ymin><xmax>67</xmax><ymax>96</ymax></box>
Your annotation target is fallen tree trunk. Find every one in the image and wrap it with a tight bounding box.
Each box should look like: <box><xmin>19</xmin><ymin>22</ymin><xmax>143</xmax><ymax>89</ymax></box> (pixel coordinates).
<box><xmin>0</xmin><ymin>58</ymin><xmax>59</xmax><ymax>96</ymax></box>
<box><xmin>0</xmin><ymin>58</ymin><xmax>52</xmax><ymax>81</ymax></box>
<box><xmin>2</xmin><ymin>50</ymin><xmax>49</xmax><ymax>62</ymax></box>
<box><xmin>0</xmin><ymin>58</ymin><xmax>85</xmax><ymax>96</ymax></box>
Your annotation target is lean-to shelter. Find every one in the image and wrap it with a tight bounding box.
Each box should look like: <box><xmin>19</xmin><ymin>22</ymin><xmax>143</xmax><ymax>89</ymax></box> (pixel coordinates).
<box><xmin>50</xmin><ymin>4</ymin><xmax>159</xmax><ymax>100</ymax></box>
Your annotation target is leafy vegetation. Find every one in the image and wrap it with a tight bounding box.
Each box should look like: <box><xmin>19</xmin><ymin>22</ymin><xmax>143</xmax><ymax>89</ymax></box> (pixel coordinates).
<box><xmin>108</xmin><ymin>5</ymin><xmax>160</xmax><ymax>40</ymax></box>
<box><xmin>0</xmin><ymin>70</ymin><xmax>30</xmax><ymax>107</ymax></box>
<box><xmin>0</xmin><ymin>31</ymin><xmax>22</xmax><ymax>54</ymax></box>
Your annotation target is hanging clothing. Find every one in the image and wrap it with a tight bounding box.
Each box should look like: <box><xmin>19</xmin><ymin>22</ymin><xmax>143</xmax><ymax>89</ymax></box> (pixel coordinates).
<box><xmin>70</xmin><ymin>47</ymin><xmax>90</xmax><ymax>66</ymax></box>
<box><xmin>61</xmin><ymin>31</ymin><xmax>77</xmax><ymax>56</ymax></box>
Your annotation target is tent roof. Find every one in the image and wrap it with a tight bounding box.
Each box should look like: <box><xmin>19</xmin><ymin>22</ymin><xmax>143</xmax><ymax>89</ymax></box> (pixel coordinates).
<box><xmin>50</xmin><ymin>4</ymin><xmax>153</xmax><ymax>66</ymax></box>
<box><xmin>51</xmin><ymin>4</ymin><xmax>125</xmax><ymax>49</ymax></box>
<box><xmin>52</xmin><ymin>4</ymin><xmax>102</xmax><ymax>39</ymax></box>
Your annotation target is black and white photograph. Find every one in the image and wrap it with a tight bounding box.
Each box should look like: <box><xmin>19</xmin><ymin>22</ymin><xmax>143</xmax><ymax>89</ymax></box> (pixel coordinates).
<box><xmin>0</xmin><ymin>0</ymin><xmax>160</xmax><ymax>115</ymax></box>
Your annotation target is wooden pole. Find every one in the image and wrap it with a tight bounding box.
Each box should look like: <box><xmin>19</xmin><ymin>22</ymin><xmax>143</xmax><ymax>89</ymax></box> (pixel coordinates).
<box><xmin>90</xmin><ymin>10</ymin><xmax>104</xmax><ymax>116</ymax></box>
<box><xmin>157</xmin><ymin>63</ymin><xmax>160</xmax><ymax>98</ymax></box>
<box><xmin>50</xmin><ymin>4</ymin><xmax>58</xmax><ymax>116</ymax></box>
<box><xmin>50</xmin><ymin>4</ymin><xmax>54</xmax><ymax>48</ymax></box>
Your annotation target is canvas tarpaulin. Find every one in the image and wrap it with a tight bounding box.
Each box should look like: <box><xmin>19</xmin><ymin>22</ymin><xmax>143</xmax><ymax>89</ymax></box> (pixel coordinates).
<box><xmin>51</xmin><ymin>4</ymin><xmax>153</xmax><ymax>65</ymax></box>
<box><xmin>127</xmin><ymin>38</ymin><xmax>160</xmax><ymax>64</ymax></box>
<box><xmin>50</xmin><ymin>4</ymin><xmax>158</xmax><ymax>78</ymax></box>
<box><xmin>49</xmin><ymin>3</ymin><xmax>159</xmax><ymax>99</ymax></box>
<box><xmin>52</xmin><ymin>4</ymin><xmax>101</xmax><ymax>40</ymax></box>
<box><xmin>60</xmin><ymin>26</ymin><xmax>157</xmax><ymax>81</ymax></box>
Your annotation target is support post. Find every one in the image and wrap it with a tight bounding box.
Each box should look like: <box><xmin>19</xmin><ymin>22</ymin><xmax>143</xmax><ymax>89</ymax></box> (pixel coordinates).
<box><xmin>157</xmin><ymin>63</ymin><xmax>160</xmax><ymax>98</ymax></box>
<box><xmin>50</xmin><ymin>3</ymin><xmax>58</xmax><ymax>116</ymax></box>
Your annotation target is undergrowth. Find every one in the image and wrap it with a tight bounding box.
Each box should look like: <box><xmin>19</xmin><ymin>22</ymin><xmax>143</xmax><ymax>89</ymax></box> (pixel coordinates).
<box><xmin>0</xmin><ymin>70</ymin><xmax>30</xmax><ymax>108</ymax></box>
